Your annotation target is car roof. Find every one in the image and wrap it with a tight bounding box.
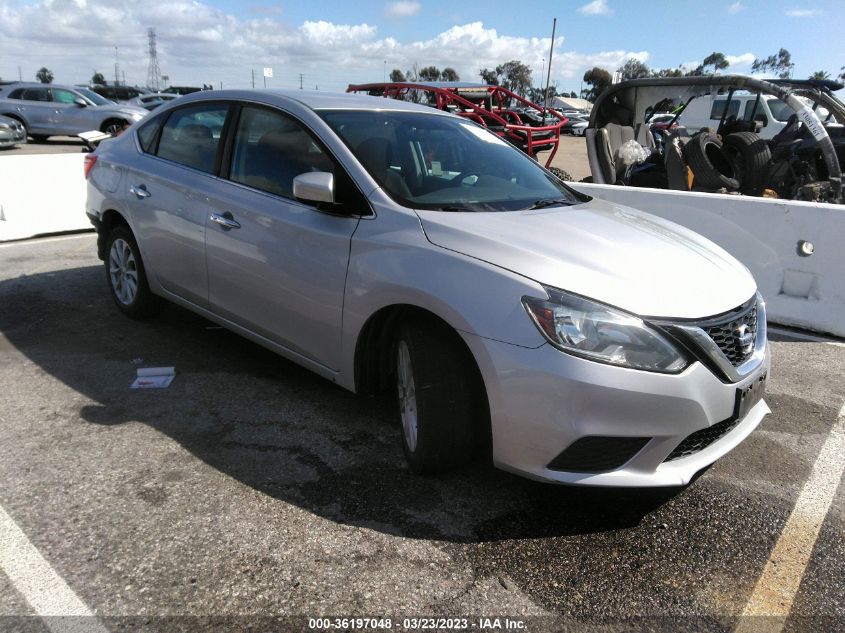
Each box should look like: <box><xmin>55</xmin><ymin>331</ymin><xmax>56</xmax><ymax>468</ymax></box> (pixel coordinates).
<box><xmin>169</xmin><ymin>88</ymin><xmax>457</xmax><ymax>116</ymax></box>
<box><xmin>0</xmin><ymin>82</ymin><xmax>83</xmax><ymax>91</ymax></box>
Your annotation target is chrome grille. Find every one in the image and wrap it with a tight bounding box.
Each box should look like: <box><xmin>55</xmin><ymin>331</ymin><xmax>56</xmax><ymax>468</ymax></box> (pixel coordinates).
<box><xmin>704</xmin><ymin>303</ymin><xmax>758</xmax><ymax>366</ymax></box>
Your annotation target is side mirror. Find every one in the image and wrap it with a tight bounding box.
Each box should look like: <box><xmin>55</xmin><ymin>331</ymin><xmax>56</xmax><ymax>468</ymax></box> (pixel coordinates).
<box><xmin>293</xmin><ymin>171</ymin><xmax>334</xmax><ymax>205</ymax></box>
<box><xmin>754</xmin><ymin>113</ymin><xmax>768</xmax><ymax>127</ymax></box>
<box><xmin>74</xmin><ymin>98</ymin><xmax>88</xmax><ymax>107</ymax></box>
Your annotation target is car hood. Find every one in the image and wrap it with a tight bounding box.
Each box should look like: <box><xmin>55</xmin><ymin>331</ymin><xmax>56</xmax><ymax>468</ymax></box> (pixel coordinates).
<box><xmin>97</xmin><ymin>104</ymin><xmax>148</xmax><ymax>118</ymax></box>
<box><xmin>416</xmin><ymin>198</ymin><xmax>756</xmax><ymax>319</ymax></box>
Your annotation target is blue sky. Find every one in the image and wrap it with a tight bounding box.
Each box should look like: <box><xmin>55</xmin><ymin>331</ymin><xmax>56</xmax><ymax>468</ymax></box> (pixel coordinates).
<box><xmin>0</xmin><ymin>0</ymin><xmax>842</xmax><ymax>92</ymax></box>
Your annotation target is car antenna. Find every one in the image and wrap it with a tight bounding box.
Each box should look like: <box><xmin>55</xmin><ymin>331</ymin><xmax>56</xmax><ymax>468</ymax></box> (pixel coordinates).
<box><xmin>543</xmin><ymin>17</ymin><xmax>556</xmax><ymax>117</ymax></box>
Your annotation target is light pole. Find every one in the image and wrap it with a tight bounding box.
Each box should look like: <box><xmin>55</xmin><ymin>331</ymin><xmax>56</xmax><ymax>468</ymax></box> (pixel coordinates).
<box><xmin>114</xmin><ymin>46</ymin><xmax>119</xmax><ymax>86</ymax></box>
<box><xmin>383</xmin><ymin>60</ymin><xmax>387</xmax><ymax>82</ymax></box>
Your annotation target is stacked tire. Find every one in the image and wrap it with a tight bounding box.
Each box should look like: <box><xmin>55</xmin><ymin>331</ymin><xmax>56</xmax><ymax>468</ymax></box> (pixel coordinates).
<box><xmin>684</xmin><ymin>132</ymin><xmax>739</xmax><ymax>191</ymax></box>
<box><xmin>722</xmin><ymin>132</ymin><xmax>772</xmax><ymax>196</ymax></box>
<box><xmin>683</xmin><ymin>130</ymin><xmax>772</xmax><ymax>195</ymax></box>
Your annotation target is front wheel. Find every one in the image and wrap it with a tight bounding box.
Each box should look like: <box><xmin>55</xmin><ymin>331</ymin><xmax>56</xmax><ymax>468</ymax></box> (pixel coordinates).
<box><xmin>105</xmin><ymin>226</ymin><xmax>162</xmax><ymax>318</ymax></box>
<box><xmin>102</xmin><ymin>119</ymin><xmax>128</xmax><ymax>136</ymax></box>
<box><xmin>394</xmin><ymin>319</ymin><xmax>479</xmax><ymax>474</ymax></box>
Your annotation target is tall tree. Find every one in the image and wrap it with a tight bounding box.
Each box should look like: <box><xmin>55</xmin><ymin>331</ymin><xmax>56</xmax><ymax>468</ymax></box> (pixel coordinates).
<box><xmin>36</xmin><ymin>67</ymin><xmax>54</xmax><ymax>84</ymax></box>
<box><xmin>91</xmin><ymin>71</ymin><xmax>106</xmax><ymax>85</ymax></box>
<box><xmin>479</xmin><ymin>68</ymin><xmax>499</xmax><ymax>85</ymax></box>
<box><xmin>582</xmin><ymin>67</ymin><xmax>612</xmax><ymax>101</ymax></box>
<box><xmin>809</xmin><ymin>70</ymin><xmax>831</xmax><ymax>80</ymax></box>
<box><xmin>418</xmin><ymin>66</ymin><xmax>440</xmax><ymax>82</ymax></box>
<box><xmin>389</xmin><ymin>69</ymin><xmax>406</xmax><ymax>82</ymax></box>
<box><xmin>751</xmin><ymin>48</ymin><xmax>794</xmax><ymax>79</ymax></box>
<box><xmin>441</xmin><ymin>67</ymin><xmax>460</xmax><ymax>82</ymax></box>
<box><xmin>479</xmin><ymin>61</ymin><xmax>532</xmax><ymax>96</ymax></box>
<box><xmin>617</xmin><ymin>59</ymin><xmax>651</xmax><ymax>80</ymax></box>
<box><xmin>839</xmin><ymin>66</ymin><xmax>845</xmax><ymax>82</ymax></box>
<box><xmin>654</xmin><ymin>67</ymin><xmax>684</xmax><ymax>78</ymax></box>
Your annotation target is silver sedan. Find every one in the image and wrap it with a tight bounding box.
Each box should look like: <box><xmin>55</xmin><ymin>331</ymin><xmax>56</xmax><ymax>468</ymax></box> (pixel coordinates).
<box><xmin>85</xmin><ymin>89</ymin><xmax>769</xmax><ymax>486</ymax></box>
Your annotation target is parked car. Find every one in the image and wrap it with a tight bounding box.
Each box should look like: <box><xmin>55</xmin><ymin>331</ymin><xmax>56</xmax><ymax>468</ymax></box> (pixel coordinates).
<box><xmin>161</xmin><ymin>86</ymin><xmax>204</xmax><ymax>95</ymax></box>
<box><xmin>85</xmin><ymin>89</ymin><xmax>769</xmax><ymax>486</ymax></box>
<box><xmin>561</xmin><ymin>115</ymin><xmax>589</xmax><ymax>135</ymax></box>
<box><xmin>89</xmin><ymin>85</ymin><xmax>149</xmax><ymax>104</ymax></box>
<box><xmin>0</xmin><ymin>82</ymin><xmax>149</xmax><ymax>141</ymax></box>
<box><xmin>0</xmin><ymin>114</ymin><xmax>27</xmax><ymax>148</ymax></box>
<box><xmin>127</xmin><ymin>93</ymin><xmax>180</xmax><ymax>111</ymax></box>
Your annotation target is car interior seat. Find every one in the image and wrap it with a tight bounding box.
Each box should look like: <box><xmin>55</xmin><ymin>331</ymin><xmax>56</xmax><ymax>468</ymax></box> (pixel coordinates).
<box><xmin>242</xmin><ymin>128</ymin><xmax>311</xmax><ymax>197</ymax></box>
<box><xmin>595</xmin><ymin>122</ymin><xmax>655</xmax><ymax>184</ymax></box>
<box><xmin>355</xmin><ymin>137</ymin><xmax>413</xmax><ymax>199</ymax></box>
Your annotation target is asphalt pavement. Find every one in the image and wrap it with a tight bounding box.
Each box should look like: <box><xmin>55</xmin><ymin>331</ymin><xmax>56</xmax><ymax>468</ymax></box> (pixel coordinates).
<box><xmin>0</xmin><ymin>234</ymin><xmax>843</xmax><ymax>633</ymax></box>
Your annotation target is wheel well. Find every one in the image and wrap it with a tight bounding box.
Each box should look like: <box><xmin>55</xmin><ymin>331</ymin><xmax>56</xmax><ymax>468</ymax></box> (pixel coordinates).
<box><xmin>96</xmin><ymin>209</ymin><xmax>130</xmax><ymax>260</ymax></box>
<box><xmin>1</xmin><ymin>113</ymin><xmax>25</xmax><ymax>127</ymax></box>
<box><xmin>354</xmin><ymin>304</ymin><xmax>492</xmax><ymax>456</ymax></box>
<box><xmin>100</xmin><ymin>118</ymin><xmax>127</xmax><ymax>133</ymax></box>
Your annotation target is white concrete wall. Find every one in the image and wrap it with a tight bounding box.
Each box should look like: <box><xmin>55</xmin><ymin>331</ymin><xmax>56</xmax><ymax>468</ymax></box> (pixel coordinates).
<box><xmin>0</xmin><ymin>154</ymin><xmax>89</xmax><ymax>242</ymax></box>
<box><xmin>573</xmin><ymin>183</ymin><xmax>845</xmax><ymax>338</ymax></box>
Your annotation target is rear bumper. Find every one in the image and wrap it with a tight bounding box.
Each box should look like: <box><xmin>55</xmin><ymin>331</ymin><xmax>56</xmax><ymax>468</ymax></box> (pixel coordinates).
<box><xmin>463</xmin><ymin>334</ymin><xmax>770</xmax><ymax>487</ymax></box>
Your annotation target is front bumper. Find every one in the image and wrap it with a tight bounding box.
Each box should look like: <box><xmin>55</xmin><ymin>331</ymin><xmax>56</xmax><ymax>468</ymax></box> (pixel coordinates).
<box><xmin>0</xmin><ymin>128</ymin><xmax>26</xmax><ymax>147</ymax></box>
<box><xmin>463</xmin><ymin>334</ymin><xmax>770</xmax><ymax>487</ymax></box>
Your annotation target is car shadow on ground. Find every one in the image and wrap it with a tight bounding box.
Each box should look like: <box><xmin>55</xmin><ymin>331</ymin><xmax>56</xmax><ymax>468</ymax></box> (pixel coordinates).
<box><xmin>0</xmin><ymin>264</ymin><xmax>686</xmax><ymax>544</ymax></box>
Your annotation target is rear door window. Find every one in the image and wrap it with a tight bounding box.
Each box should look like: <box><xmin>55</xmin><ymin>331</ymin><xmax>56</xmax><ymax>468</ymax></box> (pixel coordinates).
<box><xmin>155</xmin><ymin>103</ymin><xmax>229</xmax><ymax>174</ymax></box>
<box><xmin>21</xmin><ymin>88</ymin><xmax>50</xmax><ymax>102</ymax></box>
<box><xmin>710</xmin><ymin>99</ymin><xmax>740</xmax><ymax>120</ymax></box>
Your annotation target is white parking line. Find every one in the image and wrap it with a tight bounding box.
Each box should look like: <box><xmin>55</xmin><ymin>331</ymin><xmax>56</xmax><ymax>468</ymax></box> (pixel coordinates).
<box><xmin>0</xmin><ymin>232</ymin><xmax>94</xmax><ymax>248</ymax></box>
<box><xmin>0</xmin><ymin>504</ymin><xmax>108</xmax><ymax>632</ymax></box>
<box><xmin>735</xmin><ymin>402</ymin><xmax>845</xmax><ymax>633</ymax></box>
<box><xmin>767</xmin><ymin>325</ymin><xmax>845</xmax><ymax>348</ymax></box>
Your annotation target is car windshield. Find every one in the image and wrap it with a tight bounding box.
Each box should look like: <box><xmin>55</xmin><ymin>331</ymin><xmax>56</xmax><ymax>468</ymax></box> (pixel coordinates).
<box><xmin>320</xmin><ymin>110</ymin><xmax>583</xmax><ymax>212</ymax></box>
<box><xmin>76</xmin><ymin>88</ymin><xmax>112</xmax><ymax>106</ymax></box>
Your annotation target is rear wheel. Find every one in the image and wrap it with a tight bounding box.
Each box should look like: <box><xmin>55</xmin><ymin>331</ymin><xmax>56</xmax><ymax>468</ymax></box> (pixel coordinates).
<box><xmin>394</xmin><ymin>319</ymin><xmax>479</xmax><ymax>474</ymax></box>
<box><xmin>105</xmin><ymin>226</ymin><xmax>162</xmax><ymax>318</ymax></box>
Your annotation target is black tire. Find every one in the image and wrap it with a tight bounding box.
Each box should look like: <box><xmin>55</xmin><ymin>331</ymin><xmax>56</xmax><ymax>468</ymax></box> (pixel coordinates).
<box><xmin>393</xmin><ymin>318</ymin><xmax>480</xmax><ymax>474</ymax></box>
<box><xmin>31</xmin><ymin>134</ymin><xmax>49</xmax><ymax>143</ymax></box>
<box><xmin>684</xmin><ymin>132</ymin><xmax>739</xmax><ymax>190</ymax></box>
<box><xmin>548</xmin><ymin>166</ymin><xmax>573</xmax><ymax>181</ymax></box>
<box><xmin>104</xmin><ymin>226</ymin><xmax>162</xmax><ymax>319</ymax></box>
<box><xmin>722</xmin><ymin>132</ymin><xmax>772</xmax><ymax>196</ymax></box>
<box><xmin>101</xmin><ymin>119</ymin><xmax>128</xmax><ymax>136</ymax></box>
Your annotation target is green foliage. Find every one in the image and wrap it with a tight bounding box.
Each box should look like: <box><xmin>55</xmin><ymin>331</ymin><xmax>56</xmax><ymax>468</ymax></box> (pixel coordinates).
<box><xmin>479</xmin><ymin>60</ymin><xmax>533</xmax><ymax>96</ymax></box>
<box><xmin>808</xmin><ymin>70</ymin><xmax>831</xmax><ymax>80</ymax></box>
<box><xmin>617</xmin><ymin>59</ymin><xmax>651</xmax><ymax>80</ymax></box>
<box><xmin>582</xmin><ymin>66</ymin><xmax>612</xmax><ymax>101</ymax></box>
<box><xmin>751</xmin><ymin>48</ymin><xmax>794</xmax><ymax>79</ymax></box>
<box><xmin>91</xmin><ymin>72</ymin><xmax>107</xmax><ymax>86</ymax></box>
<box><xmin>36</xmin><ymin>67</ymin><xmax>53</xmax><ymax>84</ymax></box>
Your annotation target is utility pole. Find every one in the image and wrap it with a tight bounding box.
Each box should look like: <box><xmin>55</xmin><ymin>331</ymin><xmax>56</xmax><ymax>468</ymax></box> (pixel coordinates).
<box><xmin>384</xmin><ymin>60</ymin><xmax>387</xmax><ymax>82</ymax></box>
<box><xmin>18</xmin><ymin>66</ymin><xmax>22</xmax><ymax>81</ymax></box>
<box><xmin>251</xmin><ymin>69</ymin><xmax>255</xmax><ymax>88</ymax></box>
<box><xmin>146</xmin><ymin>28</ymin><xmax>162</xmax><ymax>91</ymax></box>
<box><xmin>298</xmin><ymin>73</ymin><xmax>304</xmax><ymax>89</ymax></box>
<box><xmin>114</xmin><ymin>46</ymin><xmax>119</xmax><ymax>86</ymax></box>
<box><xmin>543</xmin><ymin>18</ymin><xmax>556</xmax><ymax>111</ymax></box>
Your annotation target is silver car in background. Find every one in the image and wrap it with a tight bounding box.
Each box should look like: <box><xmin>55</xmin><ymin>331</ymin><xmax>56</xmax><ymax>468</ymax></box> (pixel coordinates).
<box><xmin>0</xmin><ymin>82</ymin><xmax>148</xmax><ymax>141</ymax></box>
<box><xmin>0</xmin><ymin>114</ymin><xmax>26</xmax><ymax>148</ymax></box>
<box><xmin>85</xmin><ymin>89</ymin><xmax>770</xmax><ymax>487</ymax></box>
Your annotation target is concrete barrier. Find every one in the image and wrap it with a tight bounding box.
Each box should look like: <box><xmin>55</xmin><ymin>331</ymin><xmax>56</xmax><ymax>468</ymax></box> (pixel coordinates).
<box><xmin>573</xmin><ymin>182</ymin><xmax>845</xmax><ymax>338</ymax></box>
<box><xmin>0</xmin><ymin>153</ymin><xmax>89</xmax><ymax>242</ymax></box>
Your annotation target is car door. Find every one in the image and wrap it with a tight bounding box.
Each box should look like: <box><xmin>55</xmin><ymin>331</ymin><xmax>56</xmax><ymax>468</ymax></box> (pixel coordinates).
<box><xmin>123</xmin><ymin>102</ymin><xmax>231</xmax><ymax>307</ymax></box>
<box><xmin>203</xmin><ymin>104</ymin><xmax>365</xmax><ymax>370</ymax></box>
<box><xmin>49</xmin><ymin>88</ymin><xmax>95</xmax><ymax>134</ymax></box>
<box><xmin>17</xmin><ymin>87</ymin><xmax>52</xmax><ymax>133</ymax></box>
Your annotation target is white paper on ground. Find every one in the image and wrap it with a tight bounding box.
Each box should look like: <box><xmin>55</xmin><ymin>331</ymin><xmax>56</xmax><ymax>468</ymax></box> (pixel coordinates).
<box><xmin>131</xmin><ymin>367</ymin><xmax>176</xmax><ymax>389</ymax></box>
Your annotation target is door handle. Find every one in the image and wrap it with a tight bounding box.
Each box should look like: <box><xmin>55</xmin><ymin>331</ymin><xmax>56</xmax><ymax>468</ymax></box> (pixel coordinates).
<box><xmin>210</xmin><ymin>212</ymin><xmax>241</xmax><ymax>230</ymax></box>
<box><xmin>129</xmin><ymin>184</ymin><xmax>151</xmax><ymax>199</ymax></box>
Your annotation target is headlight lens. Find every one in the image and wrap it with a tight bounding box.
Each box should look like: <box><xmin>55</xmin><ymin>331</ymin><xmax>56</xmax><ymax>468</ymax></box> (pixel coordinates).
<box><xmin>523</xmin><ymin>286</ymin><xmax>688</xmax><ymax>373</ymax></box>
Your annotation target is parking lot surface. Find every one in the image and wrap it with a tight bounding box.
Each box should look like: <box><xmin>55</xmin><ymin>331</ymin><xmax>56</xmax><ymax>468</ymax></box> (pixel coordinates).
<box><xmin>0</xmin><ymin>234</ymin><xmax>843</xmax><ymax>632</ymax></box>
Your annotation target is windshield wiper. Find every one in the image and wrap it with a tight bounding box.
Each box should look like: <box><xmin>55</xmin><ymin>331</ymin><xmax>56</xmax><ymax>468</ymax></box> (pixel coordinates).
<box><xmin>528</xmin><ymin>198</ymin><xmax>571</xmax><ymax>210</ymax></box>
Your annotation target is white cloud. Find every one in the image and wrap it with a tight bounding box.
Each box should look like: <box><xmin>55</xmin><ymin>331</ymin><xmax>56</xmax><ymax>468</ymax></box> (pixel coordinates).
<box><xmin>725</xmin><ymin>52</ymin><xmax>755</xmax><ymax>67</ymax></box>
<box><xmin>0</xmin><ymin>1</ymin><xmax>643</xmax><ymax>92</ymax></box>
<box><xmin>577</xmin><ymin>0</ymin><xmax>613</xmax><ymax>17</ymax></box>
<box><xmin>385</xmin><ymin>1</ymin><xmax>421</xmax><ymax>17</ymax></box>
<box><xmin>785</xmin><ymin>9</ymin><xmax>819</xmax><ymax>17</ymax></box>
<box><xmin>727</xmin><ymin>2</ymin><xmax>745</xmax><ymax>14</ymax></box>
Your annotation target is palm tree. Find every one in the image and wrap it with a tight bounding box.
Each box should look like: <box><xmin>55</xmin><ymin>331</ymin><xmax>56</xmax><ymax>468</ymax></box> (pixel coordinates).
<box><xmin>809</xmin><ymin>70</ymin><xmax>831</xmax><ymax>81</ymax></box>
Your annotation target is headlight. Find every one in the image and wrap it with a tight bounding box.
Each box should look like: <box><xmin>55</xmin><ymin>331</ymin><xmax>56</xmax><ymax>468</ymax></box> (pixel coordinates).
<box><xmin>523</xmin><ymin>286</ymin><xmax>688</xmax><ymax>373</ymax></box>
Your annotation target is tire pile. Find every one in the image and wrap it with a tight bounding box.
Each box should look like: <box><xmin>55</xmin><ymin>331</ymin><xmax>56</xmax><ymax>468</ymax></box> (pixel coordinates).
<box><xmin>684</xmin><ymin>130</ymin><xmax>772</xmax><ymax>195</ymax></box>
